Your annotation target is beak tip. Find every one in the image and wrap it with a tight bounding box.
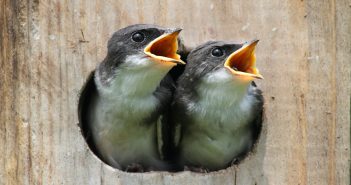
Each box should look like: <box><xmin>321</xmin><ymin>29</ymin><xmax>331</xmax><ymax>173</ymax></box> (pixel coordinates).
<box><xmin>256</xmin><ymin>74</ymin><xmax>264</xmax><ymax>79</ymax></box>
<box><xmin>169</xmin><ymin>28</ymin><xmax>182</xmax><ymax>34</ymax></box>
<box><xmin>246</xmin><ymin>39</ymin><xmax>259</xmax><ymax>46</ymax></box>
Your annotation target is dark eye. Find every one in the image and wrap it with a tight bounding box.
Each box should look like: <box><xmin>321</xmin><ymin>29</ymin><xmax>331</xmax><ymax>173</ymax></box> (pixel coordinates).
<box><xmin>211</xmin><ymin>48</ymin><xmax>224</xmax><ymax>57</ymax></box>
<box><xmin>132</xmin><ymin>32</ymin><xmax>145</xmax><ymax>42</ymax></box>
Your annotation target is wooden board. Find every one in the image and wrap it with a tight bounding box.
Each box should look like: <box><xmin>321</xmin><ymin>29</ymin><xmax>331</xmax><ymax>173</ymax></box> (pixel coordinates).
<box><xmin>0</xmin><ymin>0</ymin><xmax>350</xmax><ymax>184</ymax></box>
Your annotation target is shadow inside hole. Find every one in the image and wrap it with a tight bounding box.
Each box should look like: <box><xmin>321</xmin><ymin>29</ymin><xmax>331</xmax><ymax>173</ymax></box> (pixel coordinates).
<box><xmin>77</xmin><ymin>71</ymin><xmax>264</xmax><ymax>173</ymax></box>
<box><xmin>78</xmin><ymin>71</ymin><xmax>106</xmax><ymax>164</ymax></box>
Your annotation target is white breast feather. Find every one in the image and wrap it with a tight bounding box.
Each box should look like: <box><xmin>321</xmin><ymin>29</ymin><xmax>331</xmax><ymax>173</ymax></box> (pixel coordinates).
<box><xmin>90</xmin><ymin>55</ymin><xmax>173</xmax><ymax>168</ymax></box>
<box><xmin>192</xmin><ymin>68</ymin><xmax>255</xmax><ymax>129</ymax></box>
<box><xmin>181</xmin><ymin>68</ymin><xmax>257</xmax><ymax>168</ymax></box>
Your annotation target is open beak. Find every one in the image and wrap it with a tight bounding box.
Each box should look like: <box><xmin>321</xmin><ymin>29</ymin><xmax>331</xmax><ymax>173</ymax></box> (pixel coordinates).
<box><xmin>224</xmin><ymin>39</ymin><xmax>263</xmax><ymax>80</ymax></box>
<box><xmin>144</xmin><ymin>29</ymin><xmax>185</xmax><ymax>65</ymax></box>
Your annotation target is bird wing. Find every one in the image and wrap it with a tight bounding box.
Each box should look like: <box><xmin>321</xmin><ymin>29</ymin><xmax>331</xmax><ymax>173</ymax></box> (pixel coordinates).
<box><xmin>144</xmin><ymin>74</ymin><xmax>176</xmax><ymax>162</ymax></box>
<box><xmin>249</xmin><ymin>81</ymin><xmax>264</xmax><ymax>141</ymax></box>
<box><xmin>226</xmin><ymin>82</ymin><xmax>264</xmax><ymax>165</ymax></box>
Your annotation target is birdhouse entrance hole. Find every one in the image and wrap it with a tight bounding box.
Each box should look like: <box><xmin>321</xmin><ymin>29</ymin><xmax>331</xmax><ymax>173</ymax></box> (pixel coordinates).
<box><xmin>78</xmin><ymin>71</ymin><xmax>263</xmax><ymax>173</ymax></box>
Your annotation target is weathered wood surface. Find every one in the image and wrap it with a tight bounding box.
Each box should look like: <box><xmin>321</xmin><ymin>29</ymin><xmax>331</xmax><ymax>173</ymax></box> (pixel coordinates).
<box><xmin>0</xmin><ymin>0</ymin><xmax>350</xmax><ymax>184</ymax></box>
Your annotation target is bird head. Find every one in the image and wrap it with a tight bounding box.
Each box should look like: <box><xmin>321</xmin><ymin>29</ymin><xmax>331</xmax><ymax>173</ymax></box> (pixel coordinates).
<box><xmin>184</xmin><ymin>40</ymin><xmax>263</xmax><ymax>84</ymax></box>
<box><xmin>106</xmin><ymin>24</ymin><xmax>185</xmax><ymax>67</ymax></box>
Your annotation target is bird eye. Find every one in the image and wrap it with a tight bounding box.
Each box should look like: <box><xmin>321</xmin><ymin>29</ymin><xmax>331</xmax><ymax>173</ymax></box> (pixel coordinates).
<box><xmin>132</xmin><ymin>32</ymin><xmax>145</xmax><ymax>42</ymax></box>
<box><xmin>211</xmin><ymin>48</ymin><xmax>224</xmax><ymax>57</ymax></box>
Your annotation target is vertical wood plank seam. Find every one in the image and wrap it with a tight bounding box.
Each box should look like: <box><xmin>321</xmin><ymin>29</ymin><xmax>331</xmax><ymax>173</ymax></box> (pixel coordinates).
<box><xmin>37</xmin><ymin>6</ymin><xmax>43</xmax><ymax>184</ymax></box>
<box><xmin>0</xmin><ymin>1</ymin><xmax>4</xmax><ymax>182</ymax></box>
<box><xmin>10</xmin><ymin>0</ymin><xmax>20</xmax><ymax>183</ymax></box>
<box><xmin>328</xmin><ymin>0</ymin><xmax>337</xmax><ymax>184</ymax></box>
<box><xmin>298</xmin><ymin>93</ymin><xmax>308</xmax><ymax>185</ymax></box>
<box><xmin>26</xmin><ymin>0</ymin><xmax>35</xmax><ymax>184</ymax></box>
<box><xmin>297</xmin><ymin>3</ymin><xmax>309</xmax><ymax>185</ymax></box>
<box><xmin>26</xmin><ymin>0</ymin><xmax>32</xmax><ymax>182</ymax></box>
<box><xmin>0</xmin><ymin>1</ymin><xmax>8</xmax><ymax>183</ymax></box>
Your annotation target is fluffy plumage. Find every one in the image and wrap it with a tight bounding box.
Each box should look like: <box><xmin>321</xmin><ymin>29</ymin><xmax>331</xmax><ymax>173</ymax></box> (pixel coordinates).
<box><xmin>79</xmin><ymin>24</ymin><xmax>184</xmax><ymax>171</ymax></box>
<box><xmin>172</xmin><ymin>41</ymin><xmax>263</xmax><ymax>171</ymax></box>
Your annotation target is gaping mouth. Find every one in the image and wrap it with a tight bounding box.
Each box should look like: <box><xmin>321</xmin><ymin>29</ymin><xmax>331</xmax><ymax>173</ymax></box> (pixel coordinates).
<box><xmin>224</xmin><ymin>39</ymin><xmax>263</xmax><ymax>79</ymax></box>
<box><xmin>144</xmin><ymin>29</ymin><xmax>185</xmax><ymax>65</ymax></box>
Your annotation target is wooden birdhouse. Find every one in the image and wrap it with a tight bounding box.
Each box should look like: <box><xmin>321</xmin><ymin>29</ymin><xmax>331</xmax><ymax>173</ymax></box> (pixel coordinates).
<box><xmin>0</xmin><ymin>0</ymin><xmax>350</xmax><ymax>184</ymax></box>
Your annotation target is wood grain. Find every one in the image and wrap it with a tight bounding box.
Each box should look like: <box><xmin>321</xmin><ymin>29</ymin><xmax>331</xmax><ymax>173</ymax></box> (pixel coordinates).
<box><xmin>0</xmin><ymin>0</ymin><xmax>350</xmax><ymax>184</ymax></box>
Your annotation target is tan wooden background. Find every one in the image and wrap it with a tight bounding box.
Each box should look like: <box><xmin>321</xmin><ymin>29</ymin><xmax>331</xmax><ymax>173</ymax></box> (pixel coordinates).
<box><xmin>1</xmin><ymin>0</ymin><xmax>350</xmax><ymax>184</ymax></box>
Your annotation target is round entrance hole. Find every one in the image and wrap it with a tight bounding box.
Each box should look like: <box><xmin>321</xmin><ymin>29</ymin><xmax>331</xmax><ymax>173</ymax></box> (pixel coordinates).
<box><xmin>78</xmin><ymin>71</ymin><xmax>264</xmax><ymax>173</ymax></box>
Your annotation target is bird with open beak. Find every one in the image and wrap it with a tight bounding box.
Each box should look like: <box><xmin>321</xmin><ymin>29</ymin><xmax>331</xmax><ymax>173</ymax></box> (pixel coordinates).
<box><xmin>84</xmin><ymin>24</ymin><xmax>185</xmax><ymax>171</ymax></box>
<box><xmin>172</xmin><ymin>40</ymin><xmax>264</xmax><ymax>171</ymax></box>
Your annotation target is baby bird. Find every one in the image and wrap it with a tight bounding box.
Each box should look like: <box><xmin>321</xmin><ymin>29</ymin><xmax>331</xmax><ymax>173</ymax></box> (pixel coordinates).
<box><xmin>80</xmin><ymin>24</ymin><xmax>185</xmax><ymax>171</ymax></box>
<box><xmin>172</xmin><ymin>40</ymin><xmax>264</xmax><ymax>171</ymax></box>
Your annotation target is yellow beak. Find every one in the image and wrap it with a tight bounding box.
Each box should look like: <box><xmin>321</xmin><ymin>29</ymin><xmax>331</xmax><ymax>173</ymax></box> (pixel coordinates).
<box><xmin>144</xmin><ymin>29</ymin><xmax>185</xmax><ymax>65</ymax></box>
<box><xmin>224</xmin><ymin>39</ymin><xmax>263</xmax><ymax>80</ymax></box>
